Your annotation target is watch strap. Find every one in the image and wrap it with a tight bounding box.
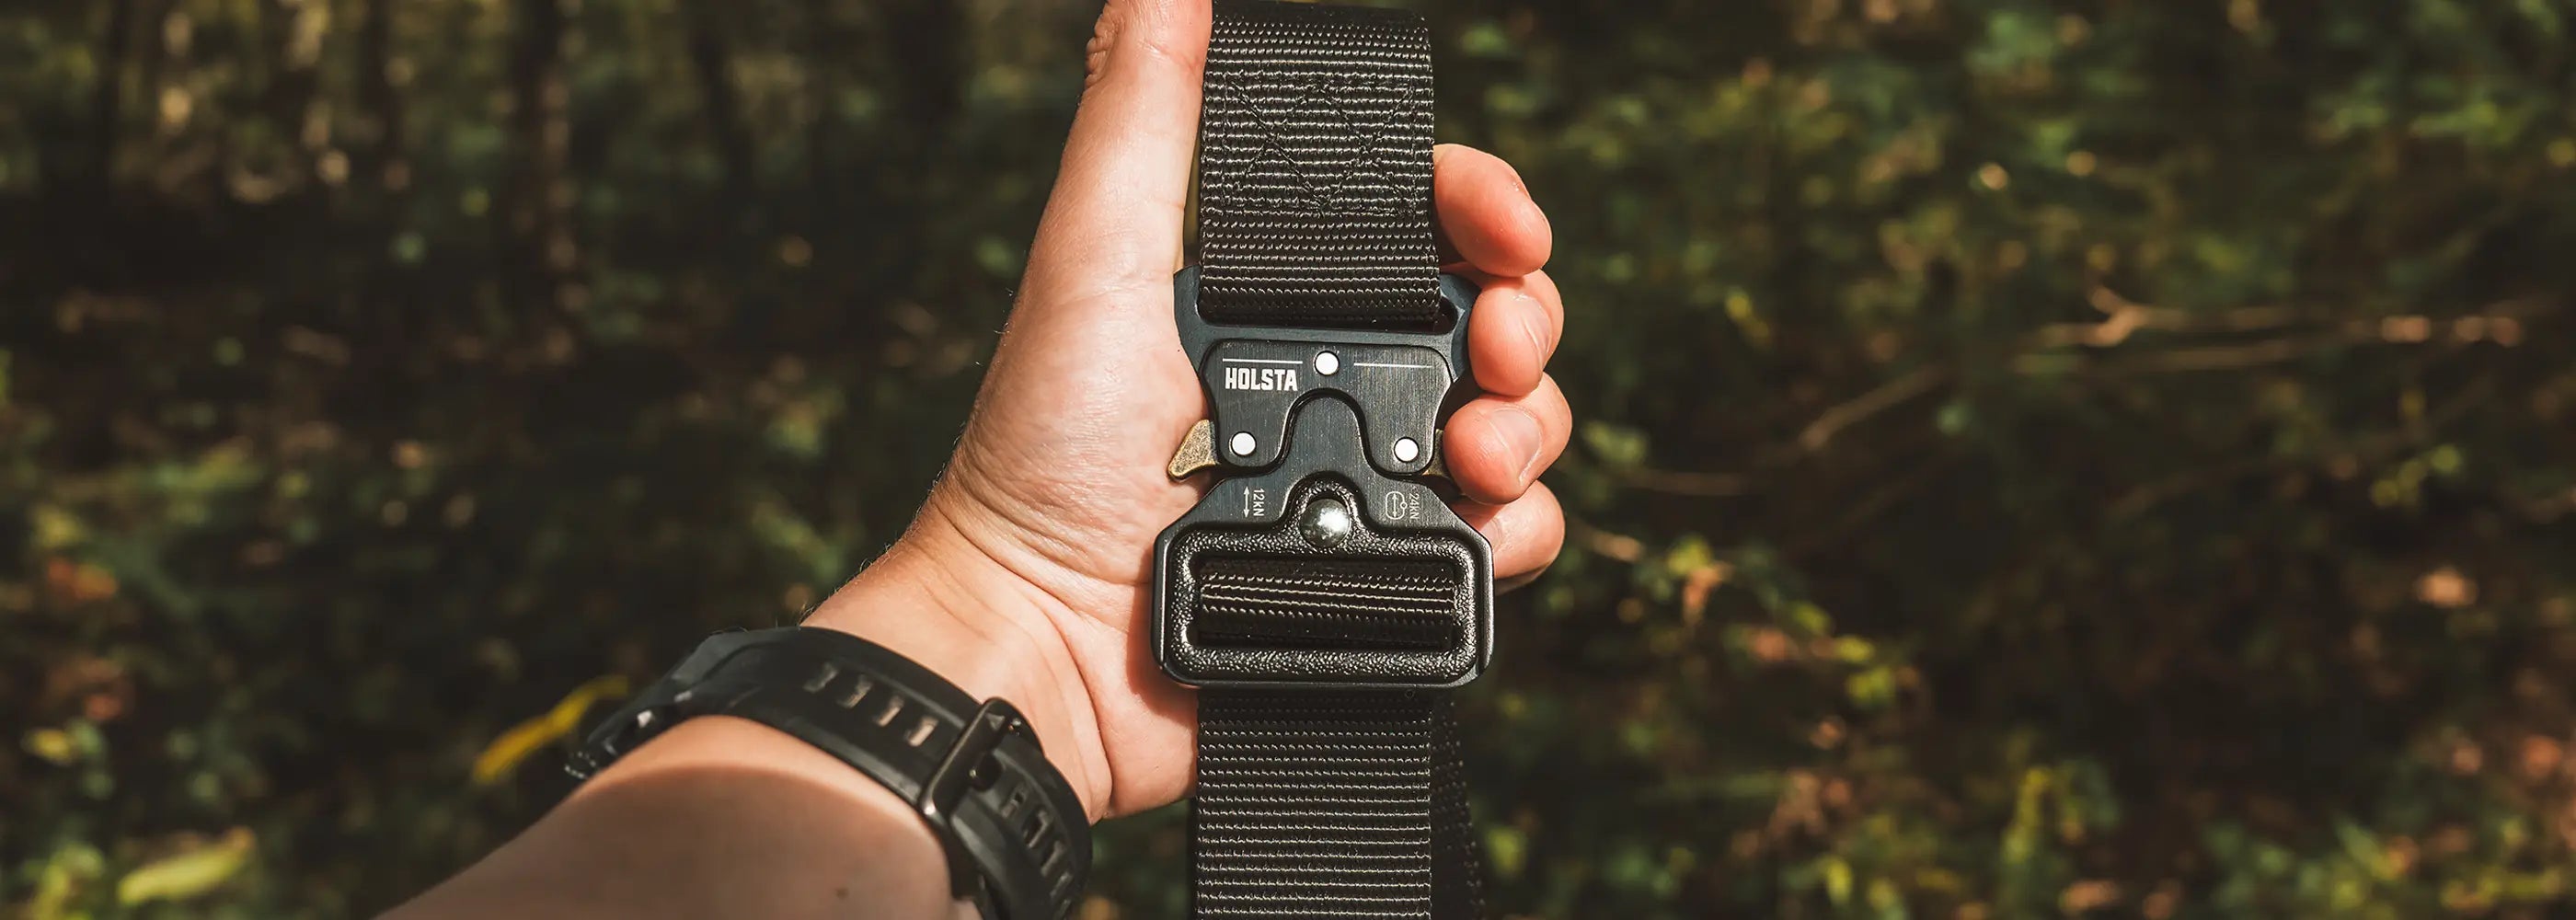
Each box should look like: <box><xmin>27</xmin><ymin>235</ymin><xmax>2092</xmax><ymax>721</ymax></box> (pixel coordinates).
<box><xmin>569</xmin><ymin>627</ymin><xmax>1088</xmax><ymax>920</ymax></box>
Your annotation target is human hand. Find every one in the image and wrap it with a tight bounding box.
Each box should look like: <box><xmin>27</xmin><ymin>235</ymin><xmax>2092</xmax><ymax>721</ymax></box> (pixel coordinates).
<box><xmin>808</xmin><ymin>0</ymin><xmax>1570</xmax><ymax>820</ymax></box>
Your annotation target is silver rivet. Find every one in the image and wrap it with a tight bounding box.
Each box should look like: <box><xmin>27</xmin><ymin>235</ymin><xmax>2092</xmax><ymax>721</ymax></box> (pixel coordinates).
<box><xmin>1230</xmin><ymin>431</ymin><xmax>1257</xmax><ymax>456</ymax></box>
<box><xmin>1299</xmin><ymin>498</ymin><xmax>1355</xmax><ymax>547</ymax></box>
<box><xmin>1315</xmin><ymin>351</ymin><xmax>1340</xmax><ymax>375</ymax></box>
<box><xmin>1394</xmin><ymin>437</ymin><xmax>1421</xmax><ymax>464</ymax></box>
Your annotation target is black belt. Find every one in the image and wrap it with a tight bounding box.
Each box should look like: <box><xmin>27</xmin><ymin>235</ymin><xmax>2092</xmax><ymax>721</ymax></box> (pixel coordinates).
<box><xmin>1156</xmin><ymin>3</ymin><xmax>1488</xmax><ymax>918</ymax></box>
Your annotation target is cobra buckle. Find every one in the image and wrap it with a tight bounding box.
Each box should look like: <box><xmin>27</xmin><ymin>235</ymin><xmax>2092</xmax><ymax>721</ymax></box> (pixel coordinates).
<box><xmin>1152</xmin><ymin>267</ymin><xmax>1495</xmax><ymax>690</ymax></box>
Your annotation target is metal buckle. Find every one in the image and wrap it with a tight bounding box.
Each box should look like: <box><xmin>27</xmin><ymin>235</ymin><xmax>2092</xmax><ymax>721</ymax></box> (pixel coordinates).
<box><xmin>1153</xmin><ymin>267</ymin><xmax>1495</xmax><ymax>690</ymax></box>
<box><xmin>918</xmin><ymin>697</ymin><xmax>1031</xmax><ymax>903</ymax></box>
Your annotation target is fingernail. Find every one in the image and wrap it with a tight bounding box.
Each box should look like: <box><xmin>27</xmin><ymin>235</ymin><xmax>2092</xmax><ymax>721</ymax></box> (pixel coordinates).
<box><xmin>1516</xmin><ymin>291</ymin><xmax>1552</xmax><ymax>358</ymax></box>
<box><xmin>1489</xmin><ymin>405</ymin><xmax>1545</xmax><ymax>486</ymax></box>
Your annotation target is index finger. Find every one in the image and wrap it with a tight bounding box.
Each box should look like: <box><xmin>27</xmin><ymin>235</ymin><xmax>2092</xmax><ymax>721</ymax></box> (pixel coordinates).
<box><xmin>1432</xmin><ymin>144</ymin><xmax>1551</xmax><ymax>278</ymax></box>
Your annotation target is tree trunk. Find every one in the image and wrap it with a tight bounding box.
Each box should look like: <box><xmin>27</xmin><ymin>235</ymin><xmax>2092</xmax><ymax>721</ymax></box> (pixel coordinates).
<box><xmin>87</xmin><ymin>0</ymin><xmax>138</xmax><ymax>204</ymax></box>
<box><xmin>880</xmin><ymin>0</ymin><xmax>962</xmax><ymax>133</ymax></box>
<box><xmin>861</xmin><ymin>0</ymin><xmax>963</xmax><ymax>283</ymax></box>
<box><xmin>354</xmin><ymin>0</ymin><xmax>407</xmax><ymax>195</ymax></box>
<box><xmin>799</xmin><ymin>0</ymin><xmax>838</xmax><ymax>218</ymax></box>
<box><xmin>259</xmin><ymin>0</ymin><xmax>324</xmax><ymax>184</ymax></box>
<box><xmin>506</xmin><ymin>0</ymin><xmax>576</xmax><ymax>312</ymax></box>
<box><xmin>683</xmin><ymin>2</ymin><xmax>755</xmax><ymax>202</ymax></box>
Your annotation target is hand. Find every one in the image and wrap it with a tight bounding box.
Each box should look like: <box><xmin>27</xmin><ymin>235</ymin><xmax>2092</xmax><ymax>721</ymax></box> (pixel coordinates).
<box><xmin>808</xmin><ymin>0</ymin><xmax>1570</xmax><ymax>820</ymax></box>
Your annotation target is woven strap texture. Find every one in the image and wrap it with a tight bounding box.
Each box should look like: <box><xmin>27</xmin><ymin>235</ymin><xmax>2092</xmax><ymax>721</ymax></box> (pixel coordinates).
<box><xmin>1195</xmin><ymin>556</ymin><xmax>1461</xmax><ymax>650</ymax></box>
<box><xmin>1195</xmin><ymin>688</ymin><xmax>1484</xmax><ymax>920</ymax></box>
<box><xmin>1197</xmin><ymin>0</ymin><xmax>1439</xmax><ymax>326</ymax></box>
<box><xmin>1189</xmin><ymin>5</ymin><xmax>1480</xmax><ymax>918</ymax></box>
<box><xmin>1189</xmin><ymin>561</ymin><xmax>1483</xmax><ymax>920</ymax></box>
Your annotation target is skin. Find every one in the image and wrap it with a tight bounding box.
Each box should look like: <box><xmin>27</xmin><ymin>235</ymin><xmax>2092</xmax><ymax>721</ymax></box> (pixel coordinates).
<box><xmin>389</xmin><ymin>1</ymin><xmax>1570</xmax><ymax>916</ymax></box>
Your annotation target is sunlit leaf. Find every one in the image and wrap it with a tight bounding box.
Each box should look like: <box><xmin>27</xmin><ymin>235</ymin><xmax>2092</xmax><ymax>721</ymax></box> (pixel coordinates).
<box><xmin>116</xmin><ymin>828</ymin><xmax>255</xmax><ymax>906</ymax></box>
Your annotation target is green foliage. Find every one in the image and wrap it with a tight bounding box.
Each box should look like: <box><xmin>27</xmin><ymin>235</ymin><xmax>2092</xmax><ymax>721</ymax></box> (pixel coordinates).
<box><xmin>6</xmin><ymin>0</ymin><xmax>2576</xmax><ymax>916</ymax></box>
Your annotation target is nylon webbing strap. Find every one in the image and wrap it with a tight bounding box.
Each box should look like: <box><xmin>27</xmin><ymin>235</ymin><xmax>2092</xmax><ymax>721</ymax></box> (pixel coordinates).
<box><xmin>1195</xmin><ymin>689</ymin><xmax>1483</xmax><ymax>920</ymax></box>
<box><xmin>1196</xmin><ymin>557</ymin><xmax>1460</xmax><ymax>650</ymax></box>
<box><xmin>1188</xmin><ymin>6</ymin><xmax>1481</xmax><ymax>917</ymax></box>
<box><xmin>1196</xmin><ymin>0</ymin><xmax>1439</xmax><ymax>326</ymax></box>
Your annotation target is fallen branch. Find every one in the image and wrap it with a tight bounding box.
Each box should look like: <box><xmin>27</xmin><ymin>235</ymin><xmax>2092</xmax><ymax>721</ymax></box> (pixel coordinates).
<box><xmin>2106</xmin><ymin>374</ymin><xmax>2496</xmax><ymax>519</ymax></box>
<box><xmin>1568</xmin><ymin>517</ymin><xmax>1647</xmax><ymax>563</ymax></box>
<box><xmin>1798</xmin><ymin>364</ymin><xmax>1949</xmax><ymax>452</ymax></box>
<box><xmin>1616</xmin><ymin>466</ymin><xmax>1753</xmax><ymax>497</ymax></box>
<box><xmin>1601</xmin><ymin>295</ymin><xmax>2552</xmax><ymax>500</ymax></box>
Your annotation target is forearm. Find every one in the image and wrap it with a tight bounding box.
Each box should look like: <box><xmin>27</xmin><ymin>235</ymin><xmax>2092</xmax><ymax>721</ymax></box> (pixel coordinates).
<box><xmin>386</xmin><ymin>717</ymin><xmax>965</xmax><ymax>920</ymax></box>
<box><xmin>388</xmin><ymin>521</ymin><xmax>1105</xmax><ymax>920</ymax></box>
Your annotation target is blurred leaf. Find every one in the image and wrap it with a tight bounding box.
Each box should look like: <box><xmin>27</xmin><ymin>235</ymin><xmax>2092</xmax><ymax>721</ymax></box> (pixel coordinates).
<box><xmin>23</xmin><ymin>727</ymin><xmax>76</xmax><ymax>765</ymax></box>
<box><xmin>29</xmin><ymin>842</ymin><xmax>106</xmax><ymax>920</ymax></box>
<box><xmin>471</xmin><ymin>674</ymin><xmax>632</xmax><ymax>787</ymax></box>
<box><xmin>115</xmin><ymin>829</ymin><xmax>254</xmax><ymax>906</ymax></box>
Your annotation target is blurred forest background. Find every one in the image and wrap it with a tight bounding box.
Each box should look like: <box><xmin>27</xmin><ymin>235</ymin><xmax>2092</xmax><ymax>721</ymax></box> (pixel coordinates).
<box><xmin>6</xmin><ymin>0</ymin><xmax>2576</xmax><ymax>916</ymax></box>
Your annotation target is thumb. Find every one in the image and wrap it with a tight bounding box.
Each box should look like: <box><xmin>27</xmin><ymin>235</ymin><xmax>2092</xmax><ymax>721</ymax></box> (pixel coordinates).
<box><xmin>1021</xmin><ymin>0</ymin><xmax>1212</xmax><ymax>308</ymax></box>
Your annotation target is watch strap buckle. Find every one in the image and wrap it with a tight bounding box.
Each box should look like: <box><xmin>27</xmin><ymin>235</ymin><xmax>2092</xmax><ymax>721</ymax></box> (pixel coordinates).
<box><xmin>918</xmin><ymin>697</ymin><xmax>1035</xmax><ymax>904</ymax></box>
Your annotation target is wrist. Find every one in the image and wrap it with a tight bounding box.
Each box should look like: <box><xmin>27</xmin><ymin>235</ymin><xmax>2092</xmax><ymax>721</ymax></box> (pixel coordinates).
<box><xmin>801</xmin><ymin>505</ymin><xmax>1112</xmax><ymax>821</ymax></box>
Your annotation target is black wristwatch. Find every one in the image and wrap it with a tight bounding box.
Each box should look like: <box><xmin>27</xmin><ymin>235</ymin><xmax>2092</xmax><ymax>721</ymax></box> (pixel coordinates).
<box><xmin>568</xmin><ymin>627</ymin><xmax>1089</xmax><ymax>920</ymax></box>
